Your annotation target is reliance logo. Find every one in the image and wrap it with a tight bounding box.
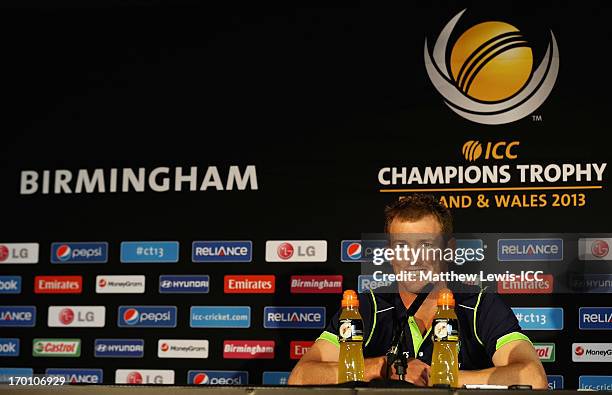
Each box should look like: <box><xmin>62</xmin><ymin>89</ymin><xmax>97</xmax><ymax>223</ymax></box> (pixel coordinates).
<box><xmin>263</xmin><ymin>307</ymin><xmax>325</xmax><ymax>329</ymax></box>
<box><xmin>192</xmin><ymin>241</ymin><xmax>252</xmax><ymax>263</ymax></box>
<box><xmin>497</xmin><ymin>239</ymin><xmax>563</xmax><ymax>261</ymax></box>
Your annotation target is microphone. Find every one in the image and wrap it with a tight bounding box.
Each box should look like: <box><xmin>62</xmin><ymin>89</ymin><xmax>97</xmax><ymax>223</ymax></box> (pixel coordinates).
<box><xmin>385</xmin><ymin>282</ymin><xmax>434</xmax><ymax>381</ymax></box>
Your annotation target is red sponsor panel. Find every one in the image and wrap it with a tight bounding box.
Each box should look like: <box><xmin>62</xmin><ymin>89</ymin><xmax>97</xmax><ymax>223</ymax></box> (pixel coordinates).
<box><xmin>34</xmin><ymin>276</ymin><xmax>82</xmax><ymax>294</ymax></box>
<box><xmin>224</xmin><ymin>275</ymin><xmax>275</xmax><ymax>294</ymax></box>
<box><xmin>290</xmin><ymin>341</ymin><xmax>314</xmax><ymax>359</ymax></box>
<box><xmin>290</xmin><ymin>275</ymin><xmax>343</xmax><ymax>294</ymax></box>
<box><xmin>223</xmin><ymin>340</ymin><xmax>275</xmax><ymax>359</ymax></box>
<box><xmin>497</xmin><ymin>274</ymin><xmax>553</xmax><ymax>294</ymax></box>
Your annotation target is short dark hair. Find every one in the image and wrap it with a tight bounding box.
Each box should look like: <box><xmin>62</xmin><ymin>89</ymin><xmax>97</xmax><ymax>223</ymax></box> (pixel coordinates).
<box><xmin>384</xmin><ymin>194</ymin><xmax>453</xmax><ymax>234</ymax></box>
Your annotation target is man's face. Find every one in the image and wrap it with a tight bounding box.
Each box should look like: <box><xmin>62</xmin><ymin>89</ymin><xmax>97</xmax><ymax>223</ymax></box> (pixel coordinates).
<box><xmin>388</xmin><ymin>215</ymin><xmax>445</xmax><ymax>293</ymax></box>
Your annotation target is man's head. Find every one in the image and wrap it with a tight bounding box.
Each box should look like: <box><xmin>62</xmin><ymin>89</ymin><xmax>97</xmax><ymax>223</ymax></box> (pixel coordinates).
<box><xmin>384</xmin><ymin>194</ymin><xmax>453</xmax><ymax>292</ymax></box>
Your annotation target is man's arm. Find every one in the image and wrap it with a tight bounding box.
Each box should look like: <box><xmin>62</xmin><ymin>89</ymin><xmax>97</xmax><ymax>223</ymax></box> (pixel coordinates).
<box><xmin>288</xmin><ymin>339</ymin><xmax>386</xmax><ymax>385</ymax></box>
<box><xmin>459</xmin><ymin>340</ymin><xmax>548</xmax><ymax>389</ymax></box>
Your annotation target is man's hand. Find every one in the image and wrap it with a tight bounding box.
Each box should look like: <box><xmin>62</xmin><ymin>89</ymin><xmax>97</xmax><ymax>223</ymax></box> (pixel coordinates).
<box><xmin>385</xmin><ymin>357</ymin><xmax>430</xmax><ymax>386</ymax></box>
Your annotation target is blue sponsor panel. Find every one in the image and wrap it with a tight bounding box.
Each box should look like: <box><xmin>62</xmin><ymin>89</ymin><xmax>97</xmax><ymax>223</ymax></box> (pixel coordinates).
<box><xmin>262</xmin><ymin>372</ymin><xmax>290</xmax><ymax>385</ymax></box>
<box><xmin>0</xmin><ymin>339</ymin><xmax>19</xmax><ymax>357</ymax></box>
<box><xmin>512</xmin><ymin>308</ymin><xmax>563</xmax><ymax>330</ymax></box>
<box><xmin>263</xmin><ymin>307</ymin><xmax>325</xmax><ymax>329</ymax></box>
<box><xmin>117</xmin><ymin>306</ymin><xmax>177</xmax><ymax>328</ymax></box>
<box><xmin>192</xmin><ymin>241</ymin><xmax>252</xmax><ymax>262</ymax></box>
<box><xmin>190</xmin><ymin>306</ymin><xmax>251</xmax><ymax>328</ymax></box>
<box><xmin>571</xmin><ymin>274</ymin><xmax>612</xmax><ymax>293</ymax></box>
<box><xmin>0</xmin><ymin>306</ymin><xmax>36</xmax><ymax>327</ymax></box>
<box><xmin>579</xmin><ymin>376</ymin><xmax>612</xmax><ymax>391</ymax></box>
<box><xmin>187</xmin><ymin>370</ymin><xmax>249</xmax><ymax>385</ymax></box>
<box><xmin>51</xmin><ymin>242</ymin><xmax>108</xmax><ymax>264</ymax></box>
<box><xmin>497</xmin><ymin>239</ymin><xmax>563</xmax><ymax>261</ymax></box>
<box><xmin>579</xmin><ymin>307</ymin><xmax>612</xmax><ymax>330</ymax></box>
<box><xmin>547</xmin><ymin>375</ymin><xmax>564</xmax><ymax>390</ymax></box>
<box><xmin>120</xmin><ymin>241</ymin><xmax>179</xmax><ymax>263</ymax></box>
<box><xmin>45</xmin><ymin>369</ymin><xmax>103</xmax><ymax>384</ymax></box>
<box><xmin>159</xmin><ymin>275</ymin><xmax>210</xmax><ymax>294</ymax></box>
<box><xmin>357</xmin><ymin>275</ymin><xmax>393</xmax><ymax>293</ymax></box>
<box><xmin>0</xmin><ymin>276</ymin><xmax>21</xmax><ymax>294</ymax></box>
<box><xmin>0</xmin><ymin>368</ymin><xmax>33</xmax><ymax>384</ymax></box>
<box><xmin>341</xmin><ymin>240</ymin><xmax>388</xmax><ymax>263</ymax></box>
<box><xmin>94</xmin><ymin>339</ymin><xmax>144</xmax><ymax>358</ymax></box>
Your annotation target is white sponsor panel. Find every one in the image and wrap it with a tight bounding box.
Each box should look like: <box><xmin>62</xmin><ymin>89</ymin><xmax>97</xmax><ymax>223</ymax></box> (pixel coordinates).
<box><xmin>0</xmin><ymin>243</ymin><xmax>39</xmax><ymax>264</ymax></box>
<box><xmin>47</xmin><ymin>306</ymin><xmax>106</xmax><ymax>327</ymax></box>
<box><xmin>115</xmin><ymin>369</ymin><xmax>174</xmax><ymax>384</ymax></box>
<box><xmin>96</xmin><ymin>275</ymin><xmax>146</xmax><ymax>294</ymax></box>
<box><xmin>572</xmin><ymin>343</ymin><xmax>612</xmax><ymax>362</ymax></box>
<box><xmin>578</xmin><ymin>238</ymin><xmax>612</xmax><ymax>260</ymax></box>
<box><xmin>265</xmin><ymin>240</ymin><xmax>327</xmax><ymax>262</ymax></box>
<box><xmin>157</xmin><ymin>339</ymin><xmax>209</xmax><ymax>359</ymax></box>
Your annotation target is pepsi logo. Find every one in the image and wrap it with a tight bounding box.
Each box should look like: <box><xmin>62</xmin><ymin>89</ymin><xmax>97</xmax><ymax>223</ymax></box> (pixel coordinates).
<box><xmin>193</xmin><ymin>373</ymin><xmax>209</xmax><ymax>385</ymax></box>
<box><xmin>98</xmin><ymin>279</ymin><xmax>107</xmax><ymax>288</ymax></box>
<box><xmin>346</xmin><ymin>242</ymin><xmax>362</xmax><ymax>260</ymax></box>
<box><xmin>0</xmin><ymin>245</ymin><xmax>8</xmax><ymax>262</ymax></box>
<box><xmin>160</xmin><ymin>343</ymin><xmax>169</xmax><ymax>352</ymax></box>
<box><xmin>591</xmin><ymin>240</ymin><xmax>609</xmax><ymax>258</ymax></box>
<box><xmin>123</xmin><ymin>308</ymin><xmax>140</xmax><ymax>325</ymax></box>
<box><xmin>59</xmin><ymin>308</ymin><xmax>75</xmax><ymax>325</ymax></box>
<box><xmin>575</xmin><ymin>346</ymin><xmax>585</xmax><ymax>356</ymax></box>
<box><xmin>56</xmin><ymin>245</ymin><xmax>72</xmax><ymax>261</ymax></box>
<box><xmin>277</xmin><ymin>243</ymin><xmax>294</xmax><ymax>260</ymax></box>
<box><xmin>127</xmin><ymin>371</ymin><xmax>143</xmax><ymax>384</ymax></box>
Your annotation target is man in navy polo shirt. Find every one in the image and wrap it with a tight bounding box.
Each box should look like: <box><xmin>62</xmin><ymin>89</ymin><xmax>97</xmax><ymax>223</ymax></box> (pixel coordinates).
<box><xmin>289</xmin><ymin>194</ymin><xmax>547</xmax><ymax>388</ymax></box>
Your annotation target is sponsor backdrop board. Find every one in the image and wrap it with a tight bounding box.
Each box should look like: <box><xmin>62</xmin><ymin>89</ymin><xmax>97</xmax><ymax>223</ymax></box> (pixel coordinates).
<box><xmin>0</xmin><ymin>0</ymin><xmax>611</xmax><ymax>389</ymax></box>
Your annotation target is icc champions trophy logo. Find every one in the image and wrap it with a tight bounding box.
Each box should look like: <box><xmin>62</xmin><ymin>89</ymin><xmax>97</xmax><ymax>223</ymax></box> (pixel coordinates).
<box><xmin>425</xmin><ymin>9</ymin><xmax>559</xmax><ymax>124</ymax></box>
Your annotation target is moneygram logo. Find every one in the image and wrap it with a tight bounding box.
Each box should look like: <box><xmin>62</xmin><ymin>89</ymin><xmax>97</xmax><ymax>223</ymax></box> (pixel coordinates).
<box><xmin>462</xmin><ymin>141</ymin><xmax>520</xmax><ymax>161</ymax></box>
<box><xmin>35</xmin><ymin>276</ymin><xmax>82</xmax><ymax>294</ymax></box>
<box><xmin>32</xmin><ymin>339</ymin><xmax>81</xmax><ymax>357</ymax></box>
<box><xmin>533</xmin><ymin>343</ymin><xmax>555</xmax><ymax>362</ymax></box>
<box><xmin>46</xmin><ymin>369</ymin><xmax>103</xmax><ymax>384</ymax></box>
<box><xmin>188</xmin><ymin>370</ymin><xmax>249</xmax><ymax>385</ymax></box>
<box><xmin>263</xmin><ymin>307</ymin><xmax>325</xmax><ymax>329</ymax></box>
<box><xmin>224</xmin><ymin>275</ymin><xmax>275</xmax><ymax>294</ymax></box>
<box><xmin>51</xmin><ymin>242</ymin><xmax>108</xmax><ymax>264</ymax></box>
<box><xmin>579</xmin><ymin>307</ymin><xmax>612</xmax><ymax>330</ymax></box>
<box><xmin>223</xmin><ymin>340</ymin><xmax>275</xmax><ymax>359</ymax></box>
<box><xmin>115</xmin><ymin>369</ymin><xmax>174</xmax><ymax>385</ymax></box>
<box><xmin>192</xmin><ymin>241</ymin><xmax>252</xmax><ymax>263</ymax></box>
<box><xmin>94</xmin><ymin>339</ymin><xmax>144</xmax><ymax>358</ymax></box>
<box><xmin>117</xmin><ymin>306</ymin><xmax>177</xmax><ymax>328</ymax></box>
<box><xmin>96</xmin><ymin>275</ymin><xmax>145</xmax><ymax>294</ymax></box>
<box><xmin>424</xmin><ymin>9</ymin><xmax>559</xmax><ymax>125</ymax></box>
<box><xmin>572</xmin><ymin>343</ymin><xmax>612</xmax><ymax>362</ymax></box>
<box><xmin>157</xmin><ymin>339</ymin><xmax>209</xmax><ymax>359</ymax></box>
<box><xmin>290</xmin><ymin>275</ymin><xmax>342</xmax><ymax>294</ymax></box>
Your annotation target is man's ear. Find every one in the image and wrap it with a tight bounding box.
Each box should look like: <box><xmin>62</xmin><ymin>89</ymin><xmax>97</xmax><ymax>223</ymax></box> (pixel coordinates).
<box><xmin>446</xmin><ymin>236</ymin><xmax>456</xmax><ymax>250</ymax></box>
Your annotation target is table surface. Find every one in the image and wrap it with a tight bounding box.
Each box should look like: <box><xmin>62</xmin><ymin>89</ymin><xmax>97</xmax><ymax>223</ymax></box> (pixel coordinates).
<box><xmin>0</xmin><ymin>385</ymin><xmax>582</xmax><ymax>395</ymax></box>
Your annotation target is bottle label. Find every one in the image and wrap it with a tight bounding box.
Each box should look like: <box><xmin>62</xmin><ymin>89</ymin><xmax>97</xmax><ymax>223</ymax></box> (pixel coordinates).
<box><xmin>338</xmin><ymin>318</ymin><xmax>363</xmax><ymax>342</ymax></box>
<box><xmin>432</xmin><ymin>318</ymin><xmax>459</xmax><ymax>342</ymax></box>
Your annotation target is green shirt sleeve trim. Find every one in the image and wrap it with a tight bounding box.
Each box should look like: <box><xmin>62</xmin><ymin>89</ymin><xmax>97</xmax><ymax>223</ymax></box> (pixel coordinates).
<box><xmin>365</xmin><ymin>289</ymin><xmax>377</xmax><ymax>347</ymax></box>
<box><xmin>496</xmin><ymin>331</ymin><xmax>532</xmax><ymax>350</ymax></box>
<box><xmin>473</xmin><ymin>286</ymin><xmax>487</xmax><ymax>347</ymax></box>
<box><xmin>317</xmin><ymin>330</ymin><xmax>339</xmax><ymax>347</ymax></box>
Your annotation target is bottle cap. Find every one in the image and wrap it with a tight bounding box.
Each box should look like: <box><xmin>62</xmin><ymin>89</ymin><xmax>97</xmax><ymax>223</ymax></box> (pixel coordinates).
<box><xmin>437</xmin><ymin>288</ymin><xmax>455</xmax><ymax>307</ymax></box>
<box><xmin>341</xmin><ymin>290</ymin><xmax>359</xmax><ymax>308</ymax></box>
